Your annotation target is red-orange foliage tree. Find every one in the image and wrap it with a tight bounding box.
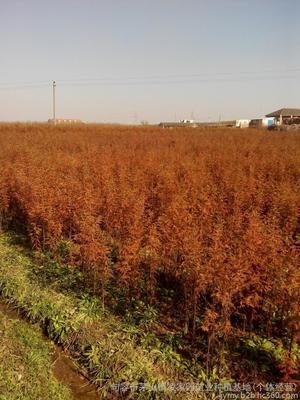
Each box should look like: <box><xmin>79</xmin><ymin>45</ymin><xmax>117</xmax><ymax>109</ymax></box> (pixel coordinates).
<box><xmin>0</xmin><ymin>123</ymin><xmax>299</xmax><ymax>377</ymax></box>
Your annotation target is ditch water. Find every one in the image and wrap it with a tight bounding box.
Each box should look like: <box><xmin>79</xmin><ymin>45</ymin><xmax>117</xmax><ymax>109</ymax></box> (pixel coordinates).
<box><xmin>0</xmin><ymin>300</ymin><xmax>105</xmax><ymax>400</ymax></box>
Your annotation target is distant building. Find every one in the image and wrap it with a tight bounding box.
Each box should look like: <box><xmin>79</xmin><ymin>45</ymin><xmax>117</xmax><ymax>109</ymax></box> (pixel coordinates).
<box><xmin>236</xmin><ymin>119</ymin><xmax>251</xmax><ymax>128</ymax></box>
<box><xmin>265</xmin><ymin>108</ymin><xmax>300</xmax><ymax>125</ymax></box>
<box><xmin>159</xmin><ymin>121</ymin><xmax>198</xmax><ymax>128</ymax></box>
<box><xmin>249</xmin><ymin>118</ymin><xmax>275</xmax><ymax>129</ymax></box>
<box><xmin>179</xmin><ymin>119</ymin><xmax>195</xmax><ymax>124</ymax></box>
<box><xmin>159</xmin><ymin>120</ymin><xmax>235</xmax><ymax>128</ymax></box>
<box><xmin>48</xmin><ymin>118</ymin><xmax>83</xmax><ymax>124</ymax></box>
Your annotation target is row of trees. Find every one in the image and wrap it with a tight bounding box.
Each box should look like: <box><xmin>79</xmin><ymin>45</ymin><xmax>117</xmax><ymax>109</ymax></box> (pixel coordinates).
<box><xmin>0</xmin><ymin>124</ymin><xmax>299</xmax><ymax>367</ymax></box>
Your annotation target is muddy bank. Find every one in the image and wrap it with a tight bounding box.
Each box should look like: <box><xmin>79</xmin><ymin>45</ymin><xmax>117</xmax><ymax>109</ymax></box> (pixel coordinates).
<box><xmin>52</xmin><ymin>350</ymin><xmax>102</xmax><ymax>400</ymax></box>
<box><xmin>0</xmin><ymin>300</ymin><xmax>104</xmax><ymax>400</ymax></box>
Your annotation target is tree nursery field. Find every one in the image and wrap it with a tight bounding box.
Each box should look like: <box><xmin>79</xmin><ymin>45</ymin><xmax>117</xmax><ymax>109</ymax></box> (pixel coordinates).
<box><xmin>0</xmin><ymin>123</ymin><xmax>299</xmax><ymax>398</ymax></box>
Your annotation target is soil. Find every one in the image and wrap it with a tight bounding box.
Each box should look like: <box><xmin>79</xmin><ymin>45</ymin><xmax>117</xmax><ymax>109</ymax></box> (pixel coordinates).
<box><xmin>0</xmin><ymin>300</ymin><xmax>106</xmax><ymax>400</ymax></box>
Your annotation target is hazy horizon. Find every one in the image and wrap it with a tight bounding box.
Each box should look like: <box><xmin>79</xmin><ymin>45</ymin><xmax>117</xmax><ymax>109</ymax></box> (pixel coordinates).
<box><xmin>0</xmin><ymin>0</ymin><xmax>299</xmax><ymax>124</ymax></box>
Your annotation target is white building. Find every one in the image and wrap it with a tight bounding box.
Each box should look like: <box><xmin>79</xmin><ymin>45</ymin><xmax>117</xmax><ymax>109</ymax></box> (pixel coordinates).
<box><xmin>236</xmin><ymin>119</ymin><xmax>251</xmax><ymax>128</ymax></box>
<box><xmin>48</xmin><ymin>119</ymin><xmax>83</xmax><ymax>124</ymax></box>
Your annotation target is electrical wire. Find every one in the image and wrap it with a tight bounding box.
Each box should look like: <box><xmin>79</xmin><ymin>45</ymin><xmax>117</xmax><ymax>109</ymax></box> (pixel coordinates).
<box><xmin>0</xmin><ymin>67</ymin><xmax>299</xmax><ymax>91</ymax></box>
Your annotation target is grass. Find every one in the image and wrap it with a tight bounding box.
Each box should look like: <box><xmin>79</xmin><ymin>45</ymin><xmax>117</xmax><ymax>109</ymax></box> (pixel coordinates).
<box><xmin>0</xmin><ymin>232</ymin><xmax>200</xmax><ymax>399</ymax></box>
<box><xmin>0</xmin><ymin>310</ymin><xmax>71</xmax><ymax>400</ymax></box>
<box><xmin>0</xmin><ymin>233</ymin><xmax>298</xmax><ymax>398</ymax></box>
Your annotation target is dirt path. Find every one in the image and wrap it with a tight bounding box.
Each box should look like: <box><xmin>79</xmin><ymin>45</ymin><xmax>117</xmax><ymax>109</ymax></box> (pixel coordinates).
<box><xmin>0</xmin><ymin>300</ymin><xmax>103</xmax><ymax>400</ymax></box>
<box><xmin>51</xmin><ymin>350</ymin><xmax>101</xmax><ymax>400</ymax></box>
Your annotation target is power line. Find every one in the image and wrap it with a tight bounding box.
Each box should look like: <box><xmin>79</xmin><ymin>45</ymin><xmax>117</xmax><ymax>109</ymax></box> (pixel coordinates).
<box><xmin>57</xmin><ymin>74</ymin><xmax>298</xmax><ymax>87</ymax></box>
<box><xmin>0</xmin><ymin>67</ymin><xmax>299</xmax><ymax>91</ymax></box>
<box><xmin>56</xmin><ymin>67</ymin><xmax>300</xmax><ymax>84</ymax></box>
<box><xmin>0</xmin><ymin>79</ymin><xmax>49</xmax><ymax>86</ymax></box>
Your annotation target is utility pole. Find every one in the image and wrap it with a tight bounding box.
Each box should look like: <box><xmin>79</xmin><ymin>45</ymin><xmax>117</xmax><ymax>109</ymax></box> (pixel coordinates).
<box><xmin>52</xmin><ymin>81</ymin><xmax>56</xmax><ymax>125</ymax></box>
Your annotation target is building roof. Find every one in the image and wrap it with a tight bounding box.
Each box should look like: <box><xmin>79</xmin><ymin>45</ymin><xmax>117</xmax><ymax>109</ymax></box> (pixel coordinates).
<box><xmin>266</xmin><ymin>108</ymin><xmax>300</xmax><ymax>117</ymax></box>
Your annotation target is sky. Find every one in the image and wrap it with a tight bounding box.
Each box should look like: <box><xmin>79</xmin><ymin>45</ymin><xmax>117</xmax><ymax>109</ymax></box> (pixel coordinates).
<box><xmin>0</xmin><ymin>0</ymin><xmax>299</xmax><ymax>124</ymax></box>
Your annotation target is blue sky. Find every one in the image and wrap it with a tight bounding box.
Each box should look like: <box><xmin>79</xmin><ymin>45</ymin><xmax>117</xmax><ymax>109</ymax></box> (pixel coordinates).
<box><xmin>0</xmin><ymin>0</ymin><xmax>299</xmax><ymax>123</ymax></box>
